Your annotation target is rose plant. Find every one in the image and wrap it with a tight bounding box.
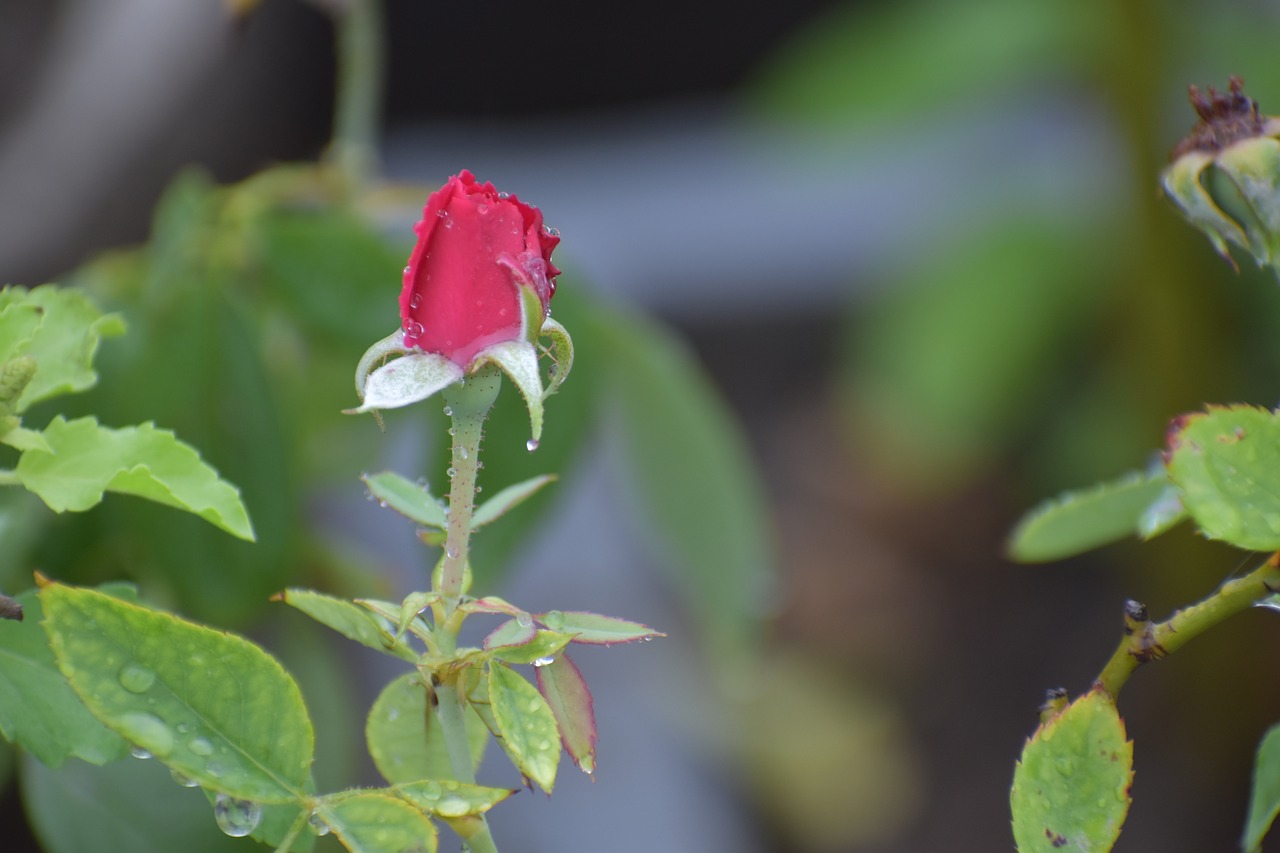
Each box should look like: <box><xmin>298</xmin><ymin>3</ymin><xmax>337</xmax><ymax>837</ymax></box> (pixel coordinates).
<box><xmin>1007</xmin><ymin>79</ymin><xmax>1280</xmax><ymax>853</ymax></box>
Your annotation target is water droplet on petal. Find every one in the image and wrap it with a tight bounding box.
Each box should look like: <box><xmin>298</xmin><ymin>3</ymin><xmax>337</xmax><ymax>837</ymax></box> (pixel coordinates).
<box><xmin>118</xmin><ymin>663</ymin><xmax>156</xmax><ymax>693</ymax></box>
<box><xmin>171</xmin><ymin>769</ymin><xmax>200</xmax><ymax>788</ymax></box>
<box><xmin>477</xmin><ymin>203</ymin><xmax>490</xmax><ymax>215</ymax></box>
<box><xmin>410</xmin><ymin>293</ymin><xmax>421</xmax><ymax>309</ymax></box>
<box><xmin>516</xmin><ymin>611</ymin><xmax>533</xmax><ymax>628</ymax></box>
<box><xmin>403</xmin><ymin>266</ymin><xmax>411</xmax><ymax>275</ymax></box>
<box><xmin>498</xmin><ymin>191</ymin><xmax>510</xmax><ymax>199</ymax></box>
<box><xmin>214</xmin><ymin>794</ymin><xmax>263</xmax><ymax>837</ymax></box>
<box><xmin>526</xmin><ymin>438</ymin><xmax>539</xmax><ymax>452</ymax></box>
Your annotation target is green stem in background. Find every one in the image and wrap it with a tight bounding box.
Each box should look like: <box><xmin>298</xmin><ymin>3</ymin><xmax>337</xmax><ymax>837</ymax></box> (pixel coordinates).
<box><xmin>328</xmin><ymin>0</ymin><xmax>384</xmax><ymax>188</ymax></box>
<box><xmin>1095</xmin><ymin>551</ymin><xmax>1280</xmax><ymax>698</ymax></box>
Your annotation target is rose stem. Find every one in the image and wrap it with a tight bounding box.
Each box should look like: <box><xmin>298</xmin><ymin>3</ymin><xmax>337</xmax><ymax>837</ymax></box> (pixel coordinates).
<box><xmin>431</xmin><ymin>367</ymin><xmax>503</xmax><ymax>853</ymax></box>
<box><xmin>1094</xmin><ymin>551</ymin><xmax>1280</xmax><ymax>698</ymax></box>
<box><xmin>327</xmin><ymin>0</ymin><xmax>383</xmax><ymax>188</ymax></box>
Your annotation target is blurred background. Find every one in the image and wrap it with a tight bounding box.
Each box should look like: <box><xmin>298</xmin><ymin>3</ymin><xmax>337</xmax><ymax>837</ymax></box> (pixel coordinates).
<box><xmin>4</xmin><ymin>0</ymin><xmax>1280</xmax><ymax>851</ymax></box>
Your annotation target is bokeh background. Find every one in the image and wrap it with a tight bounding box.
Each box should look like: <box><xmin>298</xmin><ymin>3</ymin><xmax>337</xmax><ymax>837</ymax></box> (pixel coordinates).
<box><xmin>4</xmin><ymin>0</ymin><xmax>1280</xmax><ymax>851</ymax></box>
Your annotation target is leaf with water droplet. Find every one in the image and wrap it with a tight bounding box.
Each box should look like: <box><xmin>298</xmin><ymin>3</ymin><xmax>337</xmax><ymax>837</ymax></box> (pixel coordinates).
<box><xmin>0</xmin><ymin>585</ymin><xmax>128</xmax><ymax>767</ymax></box>
<box><xmin>274</xmin><ymin>588</ymin><xmax>417</xmax><ymax>662</ymax></box>
<box><xmin>535</xmin><ymin>653</ymin><xmax>597</xmax><ymax>774</ymax></box>
<box><xmin>483</xmin><ymin>618</ymin><xmax>537</xmax><ymax>651</ymax></box>
<box><xmin>361</xmin><ymin>471</ymin><xmax>448</xmax><ymax>530</ymax></box>
<box><xmin>366</xmin><ymin>672</ymin><xmax>487</xmax><ymax>785</ymax></box>
<box><xmin>395</xmin><ymin>779</ymin><xmax>515</xmax><ymax>817</ymax></box>
<box><xmin>489</xmin><ymin>662</ymin><xmax>559</xmax><ymax>793</ymax></box>
<box><xmin>41</xmin><ymin>581</ymin><xmax>314</xmax><ymax>803</ymax></box>
<box><xmin>489</xmin><ymin>630</ymin><xmax>575</xmax><ymax>665</ymax></box>
<box><xmin>535</xmin><ymin>610</ymin><xmax>665</xmax><ymax>645</ymax></box>
<box><xmin>314</xmin><ymin>791</ymin><xmax>437</xmax><ymax>853</ymax></box>
<box><xmin>1010</xmin><ymin>689</ymin><xmax>1132</xmax><ymax>852</ymax></box>
<box><xmin>214</xmin><ymin>793</ymin><xmax>263</xmax><ymax>837</ymax></box>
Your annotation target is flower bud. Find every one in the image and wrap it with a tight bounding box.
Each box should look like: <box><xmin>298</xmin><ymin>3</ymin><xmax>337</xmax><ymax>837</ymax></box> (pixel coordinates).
<box><xmin>1162</xmin><ymin>77</ymin><xmax>1280</xmax><ymax>274</ymax></box>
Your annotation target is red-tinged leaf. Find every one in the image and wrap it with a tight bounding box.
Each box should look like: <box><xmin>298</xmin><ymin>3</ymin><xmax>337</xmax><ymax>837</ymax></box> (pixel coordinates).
<box><xmin>483</xmin><ymin>618</ymin><xmax>537</xmax><ymax>650</ymax></box>
<box><xmin>458</xmin><ymin>596</ymin><xmax>525</xmax><ymax>617</ymax></box>
<box><xmin>536</xmin><ymin>610</ymin><xmax>665</xmax><ymax>645</ymax></box>
<box><xmin>535</xmin><ymin>653</ymin><xmax>597</xmax><ymax>775</ymax></box>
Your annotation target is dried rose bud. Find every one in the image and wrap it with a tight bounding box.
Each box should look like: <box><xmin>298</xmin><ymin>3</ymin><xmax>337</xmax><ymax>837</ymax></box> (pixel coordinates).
<box><xmin>1162</xmin><ymin>77</ymin><xmax>1280</xmax><ymax>273</ymax></box>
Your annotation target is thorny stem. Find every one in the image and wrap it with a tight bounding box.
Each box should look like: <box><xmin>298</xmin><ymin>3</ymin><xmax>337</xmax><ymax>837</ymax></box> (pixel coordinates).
<box><xmin>429</xmin><ymin>368</ymin><xmax>502</xmax><ymax>853</ymax></box>
<box><xmin>1094</xmin><ymin>551</ymin><xmax>1280</xmax><ymax>698</ymax></box>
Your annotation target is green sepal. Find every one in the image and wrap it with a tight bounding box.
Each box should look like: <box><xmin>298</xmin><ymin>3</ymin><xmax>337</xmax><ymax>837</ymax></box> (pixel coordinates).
<box><xmin>473</xmin><ymin>340</ymin><xmax>544</xmax><ymax>446</ymax></box>
<box><xmin>352</xmin><ymin>328</ymin><xmax>409</xmax><ymax>402</ymax></box>
<box><xmin>1162</xmin><ymin>150</ymin><xmax>1248</xmax><ymax>264</ymax></box>
<box><xmin>539</xmin><ymin>316</ymin><xmax>574</xmax><ymax>397</ymax></box>
<box><xmin>352</xmin><ymin>352</ymin><xmax>464</xmax><ymax>413</ymax></box>
<box><xmin>1010</xmin><ymin>689</ymin><xmax>1132</xmax><ymax>852</ymax></box>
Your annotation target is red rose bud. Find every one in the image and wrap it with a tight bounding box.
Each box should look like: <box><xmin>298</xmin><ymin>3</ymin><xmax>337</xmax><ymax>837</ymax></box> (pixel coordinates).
<box><xmin>1163</xmin><ymin>77</ymin><xmax>1280</xmax><ymax>275</ymax></box>
<box><xmin>352</xmin><ymin>171</ymin><xmax>575</xmax><ymax>446</ymax></box>
<box><xmin>400</xmin><ymin>170</ymin><xmax>561</xmax><ymax>366</ymax></box>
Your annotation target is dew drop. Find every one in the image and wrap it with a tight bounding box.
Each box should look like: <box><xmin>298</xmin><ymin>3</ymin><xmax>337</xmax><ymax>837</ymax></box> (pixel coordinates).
<box><xmin>189</xmin><ymin>737</ymin><xmax>215</xmax><ymax>757</ymax></box>
<box><xmin>410</xmin><ymin>293</ymin><xmax>421</xmax><ymax>309</ymax></box>
<box><xmin>130</xmin><ymin>745</ymin><xmax>153</xmax><ymax>760</ymax></box>
<box><xmin>307</xmin><ymin>811</ymin><xmax>332</xmax><ymax>836</ymax></box>
<box><xmin>543</xmin><ymin>225</ymin><xmax>560</xmax><ymax>238</ymax></box>
<box><xmin>403</xmin><ymin>265</ymin><xmax>411</xmax><ymax>275</ymax></box>
<box><xmin>1055</xmin><ymin>757</ymin><xmax>1075</xmax><ymax>777</ymax></box>
<box><xmin>475</xmin><ymin>485</ymin><xmax>483</xmax><ymax>494</ymax></box>
<box><xmin>459</xmin><ymin>446</ymin><xmax>469</xmax><ymax>461</ymax></box>
<box><xmin>498</xmin><ymin>191</ymin><xmax>510</xmax><ymax>199</ymax></box>
<box><xmin>533</xmin><ymin>656</ymin><xmax>555</xmax><ymax>667</ymax></box>
<box><xmin>419</xmin><ymin>780</ymin><xmax>442</xmax><ymax>799</ymax></box>
<box><xmin>117</xmin><ymin>712</ymin><xmax>174</xmax><ymax>758</ymax></box>
<box><xmin>443</xmin><ymin>406</ymin><xmax>453</xmax><ymax>417</ymax></box>
<box><xmin>436</xmin><ymin>796</ymin><xmax>470</xmax><ymax>817</ymax></box>
<box><xmin>516</xmin><ymin>611</ymin><xmax>533</xmax><ymax>628</ymax></box>
<box><xmin>214</xmin><ymin>794</ymin><xmax>263</xmax><ymax>838</ymax></box>
<box><xmin>206</xmin><ymin>761</ymin><xmax>226</xmax><ymax>779</ymax></box>
<box><xmin>477</xmin><ymin>203</ymin><xmax>490</xmax><ymax>215</ymax></box>
<box><xmin>526</xmin><ymin>438</ymin><xmax>539</xmax><ymax>452</ymax></box>
<box><xmin>526</xmin><ymin>699</ymin><xmax>542</xmax><ymax>714</ymax></box>
<box><xmin>537</xmin><ymin>739</ymin><xmax>551</xmax><ymax>751</ymax></box>
<box><xmin>447</xmin><ymin>467</ymin><xmax>457</xmax><ymax>478</ymax></box>
<box><xmin>446</xmin><ymin>545</ymin><xmax>460</xmax><ymax>559</ymax></box>
<box><xmin>171</xmin><ymin>769</ymin><xmax>200</xmax><ymax>788</ymax></box>
<box><xmin>387</xmin><ymin>708</ymin><xmax>400</xmax><ymax>722</ymax></box>
<box><xmin>118</xmin><ymin>663</ymin><xmax>156</xmax><ymax>693</ymax></box>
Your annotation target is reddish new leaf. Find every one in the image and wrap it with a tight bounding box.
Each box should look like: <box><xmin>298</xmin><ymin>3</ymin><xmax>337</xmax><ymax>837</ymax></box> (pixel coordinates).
<box><xmin>535</xmin><ymin>653</ymin><xmax>597</xmax><ymax>775</ymax></box>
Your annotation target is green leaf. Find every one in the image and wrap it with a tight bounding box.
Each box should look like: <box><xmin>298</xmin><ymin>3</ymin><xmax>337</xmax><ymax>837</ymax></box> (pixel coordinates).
<box><xmin>17</xmin><ymin>415</ymin><xmax>254</xmax><ymax>540</ymax></box>
<box><xmin>1166</xmin><ymin>406</ymin><xmax>1280</xmax><ymax>551</ymax></box>
<box><xmin>366</xmin><ymin>672</ymin><xmax>487</xmax><ymax>784</ymax></box>
<box><xmin>535</xmin><ymin>654</ymin><xmax>597</xmax><ymax>774</ymax></box>
<box><xmin>1011</xmin><ymin>689</ymin><xmax>1132</xmax><ymax>852</ymax></box>
<box><xmin>21</xmin><ymin>753</ymin><xmax>255</xmax><ymax>853</ymax></box>
<box><xmin>537</xmin><ymin>610</ymin><xmax>665</xmax><ymax>645</ymax></box>
<box><xmin>316</xmin><ymin>790</ymin><xmax>437</xmax><ymax>853</ymax></box>
<box><xmin>591</xmin><ymin>306</ymin><xmax>774</xmax><ymax>651</ymax></box>
<box><xmin>394</xmin><ymin>779</ymin><xmax>514</xmax><ymax>818</ymax></box>
<box><xmin>0</xmin><ymin>284</ymin><xmax>126</xmax><ymax>412</ymax></box>
<box><xmin>1007</xmin><ymin>470</ymin><xmax>1180</xmax><ymax>562</ymax></box>
<box><xmin>41</xmin><ymin>582</ymin><xmax>314</xmax><ymax>802</ymax></box>
<box><xmin>482</xmin><ymin>618</ymin><xmax>537</xmax><ymax>651</ymax></box>
<box><xmin>489</xmin><ymin>630</ymin><xmax>575</xmax><ymax>665</ymax></box>
<box><xmin>472</xmin><ymin>474</ymin><xmax>556</xmax><ymax>530</ymax></box>
<box><xmin>539</xmin><ymin>316</ymin><xmax>574</xmax><ymax>398</ymax></box>
<box><xmin>1</xmin><ymin>424</ymin><xmax>51</xmax><ymax>452</ymax></box>
<box><xmin>362</xmin><ymin>471</ymin><xmax>448</xmax><ymax>529</ymax></box>
<box><xmin>0</xmin><ymin>588</ymin><xmax>126</xmax><ymax>767</ymax></box>
<box><xmin>488</xmin><ymin>662</ymin><xmax>559</xmax><ymax>792</ymax></box>
<box><xmin>1243</xmin><ymin>724</ymin><xmax>1280</xmax><ymax>852</ymax></box>
<box><xmin>273</xmin><ymin>588</ymin><xmax>418</xmax><ymax>662</ymax></box>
